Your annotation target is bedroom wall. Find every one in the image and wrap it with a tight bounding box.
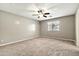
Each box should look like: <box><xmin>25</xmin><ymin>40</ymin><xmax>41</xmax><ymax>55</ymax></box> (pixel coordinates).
<box><xmin>76</xmin><ymin>8</ymin><xmax>79</xmax><ymax>46</ymax></box>
<box><xmin>40</xmin><ymin>15</ymin><xmax>75</xmax><ymax>41</ymax></box>
<box><xmin>0</xmin><ymin>10</ymin><xmax>40</xmax><ymax>44</ymax></box>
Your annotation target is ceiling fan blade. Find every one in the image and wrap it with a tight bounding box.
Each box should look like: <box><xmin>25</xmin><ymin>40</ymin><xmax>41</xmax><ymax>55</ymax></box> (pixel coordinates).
<box><xmin>43</xmin><ymin>15</ymin><xmax>47</xmax><ymax>18</ymax></box>
<box><xmin>44</xmin><ymin>13</ymin><xmax>50</xmax><ymax>15</ymax></box>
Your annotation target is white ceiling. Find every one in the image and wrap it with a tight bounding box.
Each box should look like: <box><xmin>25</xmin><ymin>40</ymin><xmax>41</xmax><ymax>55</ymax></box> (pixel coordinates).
<box><xmin>0</xmin><ymin>3</ymin><xmax>79</xmax><ymax>21</ymax></box>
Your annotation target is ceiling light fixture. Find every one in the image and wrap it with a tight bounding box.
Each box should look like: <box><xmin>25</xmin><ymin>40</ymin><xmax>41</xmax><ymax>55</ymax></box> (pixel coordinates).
<box><xmin>32</xmin><ymin>9</ymin><xmax>51</xmax><ymax>19</ymax></box>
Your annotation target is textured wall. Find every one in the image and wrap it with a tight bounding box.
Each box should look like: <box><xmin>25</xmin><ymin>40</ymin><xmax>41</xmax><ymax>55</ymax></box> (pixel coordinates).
<box><xmin>0</xmin><ymin>10</ymin><xmax>76</xmax><ymax>45</ymax></box>
<box><xmin>40</xmin><ymin>15</ymin><xmax>75</xmax><ymax>41</ymax></box>
<box><xmin>0</xmin><ymin>10</ymin><xmax>40</xmax><ymax>44</ymax></box>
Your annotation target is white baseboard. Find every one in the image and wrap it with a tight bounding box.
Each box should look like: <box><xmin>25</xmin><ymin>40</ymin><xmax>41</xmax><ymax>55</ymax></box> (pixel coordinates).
<box><xmin>41</xmin><ymin>36</ymin><xmax>75</xmax><ymax>42</ymax></box>
<box><xmin>0</xmin><ymin>36</ymin><xmax>75</xmax><ymax>47</ymax></box>
<box><xmin>0</xmin><ymin>37</ymin><xmax>39</xmax><ymax>47</ymax></box>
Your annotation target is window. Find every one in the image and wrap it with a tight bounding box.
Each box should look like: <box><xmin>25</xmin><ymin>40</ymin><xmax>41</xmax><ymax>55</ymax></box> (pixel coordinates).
<box><xmin>48</xmin><ymin>20</ymin><xmax>60</xmax><ymax>31</ymax></box>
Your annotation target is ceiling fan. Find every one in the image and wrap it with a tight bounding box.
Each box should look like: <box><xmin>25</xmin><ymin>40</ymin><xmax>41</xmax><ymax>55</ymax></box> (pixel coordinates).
<box><xmin>32</xmin><ymin>9</ymin><xmax>51</xmax><ymax>18</ymax></box>
<box><xmin>25</xmin><ymin>4</ymin><xmax>59</xmax><ymax>19</ymax></box>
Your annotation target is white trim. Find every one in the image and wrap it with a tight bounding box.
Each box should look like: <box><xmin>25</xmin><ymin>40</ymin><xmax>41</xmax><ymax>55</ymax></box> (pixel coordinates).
<box><xmin>0</xmin><ymin>37</ymin><xmax>39</xmax><ymax>47</ymax></box>
<box><xmin>0</xmin><ymin>36</ymin><xmax>75</xmax><ymax>47</ymax></box>
<box><xmin>41</xmin><ymin>36</ymin><xmax>75</xmax><ymax>42</ymax></box>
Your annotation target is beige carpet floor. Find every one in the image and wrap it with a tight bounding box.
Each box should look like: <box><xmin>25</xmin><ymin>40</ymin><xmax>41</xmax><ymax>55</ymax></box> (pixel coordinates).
<box><xmin>0</xmin><ymin>38</ymin><xmax>79</xmax><ymax>56</ymax></box>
